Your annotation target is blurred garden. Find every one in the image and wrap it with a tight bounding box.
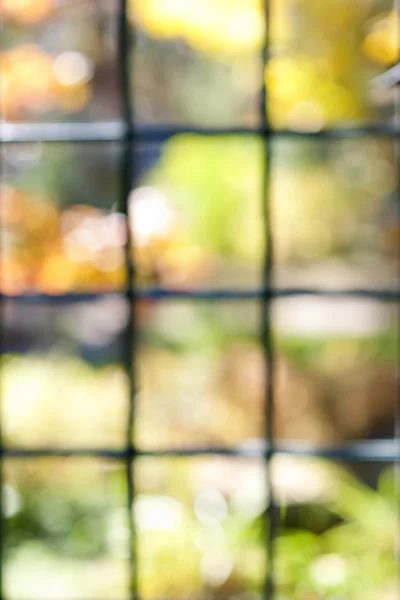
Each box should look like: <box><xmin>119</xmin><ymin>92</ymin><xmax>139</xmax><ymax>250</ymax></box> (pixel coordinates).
<box><xmin>0</xmin><ymin>0</ymin><xmax>399</xmax><ymax>599</ymax></box>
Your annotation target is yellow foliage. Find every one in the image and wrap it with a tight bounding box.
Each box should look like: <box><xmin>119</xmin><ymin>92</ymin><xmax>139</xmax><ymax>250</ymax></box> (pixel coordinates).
<box><xmin>2</xmin><ymin>0</ymin><xmax>54</xmax><ymax>24</ymax></box>
<box><xmin>0</xmin><ymin>184</ymin><xmax>212</xmax><ymax>294</ymax></box>
<box><xmin>363</xmin><ymin>11</ymin><xmax>400</xmax><ymax>66</ymax></box>
<box><xmin>55</xmin><ymin>82</ymin><xmax>92</xmax><ymax>112</ymax></box>
<box><xmin>267</xmin><ymin>56</ymin><xmax>362</xmax><ymax>128</ymax></box>
<box><xmin>0</xmin><ymin>45</ymin><xmax>55</xmax><ymax>118</ymax></box>
<box><xmin>131</xmin><ymin>0</ymin><xmax>392</xmax><ymax>127</ymax></box>
<box><xmin>0</xmin><ymin>45</ymin><xmax>92</xmax><ymax>119</ymax></box>
<box><xmin>131</xmin><ymin>0</ymin><xmax>264</xmax><ymax>55</ymax></box>
<box><xmin>2</xmin><ymin>355</ymin><xmax>127</xmax><ymax>447</ymax></box>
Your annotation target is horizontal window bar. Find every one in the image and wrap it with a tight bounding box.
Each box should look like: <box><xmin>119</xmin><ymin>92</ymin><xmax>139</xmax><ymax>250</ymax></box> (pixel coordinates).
<box><xmin>2</xmin><ymin>288</ymin><xmax>399</xmax><ymax>303</ymax></box>
<box><xmin>1</xmin><ymin>440</ymin><xmax>398</xmax><ymax>462</ymax></box>
<box><xmin>1</xmin><ymin>121</ymin><xmax>399</xmax><ymax>143</ymax></box>
<box><xmin>1</xmin><ymin>121</ymin><xmax>127</xmax><ymax>143</ymax></box>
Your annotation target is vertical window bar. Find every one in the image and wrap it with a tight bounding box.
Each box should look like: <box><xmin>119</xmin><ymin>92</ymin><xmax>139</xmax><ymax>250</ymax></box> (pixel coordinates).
<box><xmin>394</xmin><ymin>0</ymin><xmax>400</xmax><ymax>581</ymax></box>
<box><xmin>0</xmin><ymin>7</ymin><xmax>5</xmax><ymax>595</ymax></box>
<box><xmin>0</xmin><ymin>333</ymin><xmax>3</xmax><ymax>600</ymax></box>
<box><xmin>118</xmin><ymin>1</ymin><xmax>136</xmax><ymax>598</ymax></box>
<box><xmin>261</xmin><ymin>1</ymin><xmax>275</xmax><ymax>598</ymax></box>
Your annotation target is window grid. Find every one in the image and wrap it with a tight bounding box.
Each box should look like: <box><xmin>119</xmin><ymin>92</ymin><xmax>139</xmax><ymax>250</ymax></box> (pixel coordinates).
<box><xmin>0</xmin><ymin>1</ymin><xmax>399</xmax><ymax>599</ymax></box>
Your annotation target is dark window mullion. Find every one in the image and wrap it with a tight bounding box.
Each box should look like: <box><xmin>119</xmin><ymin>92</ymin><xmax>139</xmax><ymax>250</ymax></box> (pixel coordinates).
<box><xmin>118</xmin><ymin>1</ymin><xmax>136</xmax><ymax>599</ymax></box>
<box><xmin>261</xmin><ymin>1</ymin><xmax>275</xmax><ymax>598</ymax></box>
<box><xmin>394</xmin><ymin>0</ymin><xmax>400</xmax><ymax>576</ymax></box>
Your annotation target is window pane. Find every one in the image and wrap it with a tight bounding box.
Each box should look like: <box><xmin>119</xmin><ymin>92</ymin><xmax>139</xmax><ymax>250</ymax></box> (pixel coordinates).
<box><xmin>132</xmin><ymin>135</ymin><xmax>264</xmax><ymax>290</ymax></box>
<box><xmin>3</xmin><ymin>458</ymin><xmax>129</xmax><ymax>600</ymax></box>
<box><xmin>0</xmin><ymin>142</ymin><xmax>126</xmax><ymax>294</ymax></box>
<box><xmin>131</xmin><ymin>0</ymin><xmax>263</xmax><ymax>127</ymax></box>
<box><xmin>269</xmin><ymin>0</ymin><xmax>396</xmax><ymax>130</ymax></box>
<box><xmin>1</xmin><ymin>1</ymin><xmax>120</xmax><ymax>122</ymax></box>
<box><xmin>135</xmin><ymin>457</ymin><xmax>268</xmax><ymax>600</ymax></box>
<box><xmin>1</xmin><ymin>297</ymin><xmax>129</xmax><ymax>448</ymax></box>
<box><xmin>273</xmin><ymin>456</ymin><xmax>400</xmax><ymax>599</ymax></box>
<box><xmin>135</xmin><ymin>301</ymin><xmax>265</xmax><ymax>450</ymax></box>
<box><xmin>273</xmin><ymin>297</ymin><xmax>398</xmax><ymax>446</ymax></box>
<box><xmin>272</xmin><ymin>138</ymin><xmax>399</xmax><ymax>291</ymax></box>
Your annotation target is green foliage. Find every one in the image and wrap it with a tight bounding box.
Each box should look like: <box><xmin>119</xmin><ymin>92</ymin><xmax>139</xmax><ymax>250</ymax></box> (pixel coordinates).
<box><xmin>278</xmin><ymin>334</ymin><xmax>398</xmax><ymax>369</ymax></box>
<box><xmin>4</xmin><ymin>457</ymin><xmax>398</xmax><ymax>599</ymax></box>
<box><xmin>148</xmin><ymin>135</ymin><xmax>264</xmax><ymax>262</ymax></box>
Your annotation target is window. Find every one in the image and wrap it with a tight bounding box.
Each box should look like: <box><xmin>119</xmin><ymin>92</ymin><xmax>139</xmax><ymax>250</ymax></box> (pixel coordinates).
<box><xmin>1</xmin><ymin>1</ymin><xmax>399</xmax><ymax>599</ymax></box>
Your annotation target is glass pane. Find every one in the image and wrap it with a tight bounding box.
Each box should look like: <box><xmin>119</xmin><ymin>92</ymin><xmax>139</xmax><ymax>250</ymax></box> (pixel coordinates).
<box><xmin>273</xmin><ymin>456</ymin><xmax>400</xmax><ymax>599</ymax></box>
<box><xmin>135</xmin><ymin>301</ymin><xmax>265</xmax><ymax>450</ymax></box>
<box><xmin>132</xmin><ymin>135</ymin><xmax>264</xmax><ymax>290</ymax></box>
<box><xmin>135</xmin><ymin>457</ymin><xmax>268</xmax><ymax>600</ymax></box>
<box><xmin>1</xmin><ymin>1</ymin><xmax>120</xmax><ymax>122</ymax></box>
<box><xmin>131</xmin><ymin>0</ymin><xmax>263</xmax><ymax>127</ymax></box>
<box><xmin>1</xmin><ymin>297</ymin><xmax>129</xmax><ymax>448</ymax></box>
<box><xmin>269</xmin><ymin>0</ymin><xmax>397</xmax><ymax>130</ymax></box>
<box><xmin>272</xmin><ymin>138</ymin><xmax>399</xmax><ymax>291</ymax></box>
<box><xmin>273</xmin><ymin>297</ymin><xmax>398</xmax><ymax>446</ymax></box>
<box><xmin>0</xmin><ymin>142</ymin><xmax>126</xmax><ymax>294</ymax></box>
<box><xmin>3</xmin><ymin>458</ymin><xmax>129</xmax><ymax>600</ymax></box>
